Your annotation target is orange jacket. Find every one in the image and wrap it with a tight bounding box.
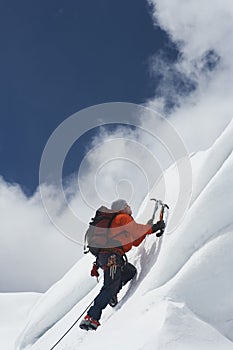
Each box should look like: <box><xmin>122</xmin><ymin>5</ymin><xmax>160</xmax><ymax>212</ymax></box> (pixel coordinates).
<box><xmin>109</xmin><ymin>213</ymin><xmax>152</xmax><ymax>253</ymax></box>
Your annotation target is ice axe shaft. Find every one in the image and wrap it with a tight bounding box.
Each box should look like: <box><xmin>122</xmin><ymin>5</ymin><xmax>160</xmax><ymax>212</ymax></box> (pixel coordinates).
<box><xmin>159</xmin><ymin>203</ymin><xmax>169</xmax><ymax>220</ymax></box>
<box><xmin>150</xmin><ymin>198</ymin><xmax>159</xmax><ymax>221</ymax></box>
<box><xmin>150</xmin><ymin>198</ymin><xmax>169</xmax><ymax>222</ymax></box>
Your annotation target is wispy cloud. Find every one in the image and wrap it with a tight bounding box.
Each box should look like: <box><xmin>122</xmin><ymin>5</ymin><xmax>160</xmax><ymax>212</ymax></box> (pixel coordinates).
<box><xmin>147</xmin><ymin>0</ymin><xmax>233</xmax><ymax>150</ymax></box>
<box><xmin>0</xmin><ymin>177</ymin><xmax>80</xmax><ymax>292</ymax></box>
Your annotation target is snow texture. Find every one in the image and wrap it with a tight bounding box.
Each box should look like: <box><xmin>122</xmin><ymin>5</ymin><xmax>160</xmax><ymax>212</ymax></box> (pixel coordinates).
<box><xmin>0</xmin><ymin>293</ymin><xmax>40</xmax><ymax>350</ymax></box>
<box><xmin>10</xmin><ymin>119</ymin><xmax>233</xmax><ymax>350</ymax></box>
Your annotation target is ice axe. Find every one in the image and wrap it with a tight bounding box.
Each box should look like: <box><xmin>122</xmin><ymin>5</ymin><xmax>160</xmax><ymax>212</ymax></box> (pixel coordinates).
<box><xmin>150</xmin><ymin>198</ymin><xmax>169</xmax><ymax>236</ymax></box>
<box><xmin>150</xmin><ymin>198</ymin><xmax>160</xmax><ymax>222</ymax></box>
<box><xmin>158</xmin><ymin>201</ymin><xmax>169</xmax><ymax>237</ymax></box>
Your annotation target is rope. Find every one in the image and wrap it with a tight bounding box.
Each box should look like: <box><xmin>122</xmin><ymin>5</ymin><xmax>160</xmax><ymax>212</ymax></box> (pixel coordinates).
<box><xmin>49</xmin><ymin>298</ymin><xmax>95</xmax><ymax>350</ymax></box>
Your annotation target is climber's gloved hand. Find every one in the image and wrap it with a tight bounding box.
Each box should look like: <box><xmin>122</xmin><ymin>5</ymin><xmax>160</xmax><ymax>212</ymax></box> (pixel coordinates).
<box><xmin>91</xmin><ymin>263</ymin><xmax>99</xmax><ymax>278</ymax></box>
<box><xmin>151</xmin><ymin>220</ymin><xmax>165</xmax><ymax>233</ymax></box>
<box><xmin>156</xmin><ymin>230</ymin><xmax>164</xmax><ymax>238</ymax></box>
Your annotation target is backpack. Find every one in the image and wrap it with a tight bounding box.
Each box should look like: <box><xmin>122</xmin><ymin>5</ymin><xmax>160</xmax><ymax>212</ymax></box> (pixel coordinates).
<box><xmin>84</xmin><ymin>206</ymin><xmax>119</xmax><ymax>256</ymax></box>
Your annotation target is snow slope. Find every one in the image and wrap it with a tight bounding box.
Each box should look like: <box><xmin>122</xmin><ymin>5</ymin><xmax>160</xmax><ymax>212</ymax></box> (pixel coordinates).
<box><xmin>15</xmin><ymin>254</ymin><xmax>96</xmax><ymax>350</ymax></box>
<box><xmin>13</xmin><ymin>119</ymin><xmax>233</xmax><ymax>349</ymax></box>
<box><xmin>0</xmin><ymin>293</ymin><xmax>40</xmax><ymax>350</ymax></box>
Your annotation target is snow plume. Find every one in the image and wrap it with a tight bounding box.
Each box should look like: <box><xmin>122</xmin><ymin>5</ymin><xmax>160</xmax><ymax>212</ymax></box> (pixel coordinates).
<box><xmin>0</xmin><ymin>178</ymin><xmax>80</xmax><ymax>292</ymax></box>
<box><xmin>147</xmin><ymin>0</ymin><xmax>233</xmax><ymax>151</ymax></box>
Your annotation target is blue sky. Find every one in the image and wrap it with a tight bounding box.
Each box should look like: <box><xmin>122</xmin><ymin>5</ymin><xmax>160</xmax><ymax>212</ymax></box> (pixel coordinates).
<box><xmin>0</xmin><ymin>0</ymin><xmax>177</xmax><ymax>195</ymax></box>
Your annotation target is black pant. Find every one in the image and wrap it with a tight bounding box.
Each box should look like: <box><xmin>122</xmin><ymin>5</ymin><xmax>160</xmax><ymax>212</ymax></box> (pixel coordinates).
<box><xmin>87</xmin><ymin>252</ymin><xmax>136</xmax><ymax>321</ymax></box>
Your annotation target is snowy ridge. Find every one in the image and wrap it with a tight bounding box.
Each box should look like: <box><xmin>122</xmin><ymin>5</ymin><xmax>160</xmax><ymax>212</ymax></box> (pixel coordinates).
<box><xmin>0</xmin><ymin>293</ymin><xmax>40</xmax><ymax>350</ymax></box>
<box><xmin>168</xmin><ymin>230</ymin><xmax>233</xmax><ymax>340</ymax></box>
<box><xmin>16</xmin><ymin>120</ymin><xmax>233</xmax><ymax>350</ymax></box>
<box><xmin>15</xmin><ymin>254</ymin><xmax>96</xmax><ymax>350</ymax></box>
<box><xmin>190</xmin><ymin>118</ymin><xmax>233</xmax><ymax>204</ymax></box>
<box><xmin>147</xmin><ymin>146</ymin><xmax>233</xmax><ymax>290</ymax></box>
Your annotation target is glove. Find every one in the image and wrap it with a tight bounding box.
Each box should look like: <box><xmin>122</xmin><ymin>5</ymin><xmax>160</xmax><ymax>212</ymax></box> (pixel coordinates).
<box><xmin>156</xmin><ymin>230</ymin><xmax>164</xmax><ymax>238</ymax></box>
<box><xmin>91</xmin><ymin>263</ymin><xmax>99</xmax><ymax>278</ymax></box>
<box><xmin>147</xmin><ymin>218</ymin><xmax>154</xmax><ymax>226</ymax></box>
<box><xmin>151</xmin><ymin>220</ymin><xmax>165</xmax><ymax>233</ymax></box>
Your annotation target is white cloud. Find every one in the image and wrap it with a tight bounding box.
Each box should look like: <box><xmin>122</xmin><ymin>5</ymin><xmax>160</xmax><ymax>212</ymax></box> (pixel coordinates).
<box><xmin>0</xmin><ymin>177</ymin><xmax>81</xmax><ymax>292</ymax></box>
<box><xmin>147</xmin><ymin>0</ymin><xmax>233</xmax><ymax>151</ymax></box>
<box><xmin>149</xmin><ymin>0</ymin><xmax>233</xmax><ymax>58</ymax></box>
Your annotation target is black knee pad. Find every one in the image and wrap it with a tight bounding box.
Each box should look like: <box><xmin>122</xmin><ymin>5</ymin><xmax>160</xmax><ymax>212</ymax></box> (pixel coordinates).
<box><xmin>121</xmin><ymin>263</ymin><xmax>137</xmax><ymax>286</ymax></box>
<box><xmin>127</xmin><ymin>263</ymin><xmax>137</xmax><ymax>276</ymax></box>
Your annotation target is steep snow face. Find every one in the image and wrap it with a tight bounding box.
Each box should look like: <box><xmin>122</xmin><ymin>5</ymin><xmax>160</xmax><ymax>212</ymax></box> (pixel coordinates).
<box><xmin>137</xmin><ymin>119</ymin><xmax>233</xmax><ymax>292</ymax></box>
<box><xmin>153</xmin><ymin>301</ymin><xmax>233</xmax><ymax>350</ymax></box>
<box><xmin>190</xmin><ymin>119</ymin><xmax>233</xmax><ymax>204</ymax></box>
<box><xmin>16</xmin><ymin>120</ymin><xmax>233</xmax><ymax>350</ymax></box>
<box><xmin>167</xmin><ymin>231</ymin><xmax>233</xmax><ymax>342</ymax></box>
